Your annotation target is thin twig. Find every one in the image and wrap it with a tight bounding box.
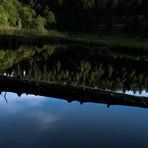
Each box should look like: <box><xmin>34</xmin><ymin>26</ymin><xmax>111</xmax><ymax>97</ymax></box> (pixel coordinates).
<box><xmin>4</xmin><ymin>92</ymin><xmax>8</xmax><ymax>103</ymax></box>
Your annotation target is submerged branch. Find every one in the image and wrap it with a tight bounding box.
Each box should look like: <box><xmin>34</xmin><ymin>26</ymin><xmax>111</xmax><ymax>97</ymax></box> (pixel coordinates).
<box><xmin>0</xmin><ymin>75</ymin><xmax>148</xmax><ymax>108</ymax></box>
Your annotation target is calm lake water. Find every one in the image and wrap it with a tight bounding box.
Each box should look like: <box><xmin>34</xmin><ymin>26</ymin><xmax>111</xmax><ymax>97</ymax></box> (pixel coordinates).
<box><xmin>0</xmin><ymin>44</ymin><xmax>148</xmax><ymax>147</ymax></box>
<box><xmin>0</xmin><ymin>93</ymin><xmax>148</xmax><ymax>148</ymax></box>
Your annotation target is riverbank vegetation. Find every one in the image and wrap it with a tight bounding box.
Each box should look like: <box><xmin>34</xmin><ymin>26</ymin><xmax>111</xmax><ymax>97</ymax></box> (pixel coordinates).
<box><xmin>1</xmin><ymin>0</ymin><xmax>148</xmax><ymax>54</ymax></box>
<box><xmin>1</xmin><ymin>29</ymin><xmax>148</xmax><ymax>57</ymax></box>
<box><xmin>1</xmin><ymin>0</ymin><xmax>148</xmax><ymax>34</ymax></box>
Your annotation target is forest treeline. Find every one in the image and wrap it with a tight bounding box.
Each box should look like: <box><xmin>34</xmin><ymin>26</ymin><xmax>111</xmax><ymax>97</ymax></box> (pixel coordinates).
<box><xmin>2</xmin><ymin>45</ymin><xmax>148</xmax><ymax>93</ymax></box>
<box><xmin>1</xmin><ymin>0</ymin><xmax>148</xmax><ymax>33</ymax></box>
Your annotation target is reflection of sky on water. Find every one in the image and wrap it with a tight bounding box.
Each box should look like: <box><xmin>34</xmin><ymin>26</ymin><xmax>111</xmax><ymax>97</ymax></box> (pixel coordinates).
<box><xmin>116</xmin><ymin>90</ymin><xmax>148</xmax><ymax>97</ymax></box>
<box><xmin>125</xmin><ymin>90</ymin><xmax>148</xmax><ymax>97</ymax></box>
<box><xmin>0</xmin><ymin>93</ymin><xmax>148</xmax><ymax>148</ymax></box>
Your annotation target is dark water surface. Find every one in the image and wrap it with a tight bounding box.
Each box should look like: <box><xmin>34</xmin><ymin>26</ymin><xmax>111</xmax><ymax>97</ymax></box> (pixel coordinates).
<box><xmin>0</xmin><ymin>93</ymin><xmax>148</xmax><ymax>148</ymax></box>
<box><xmin>0</xmin><ymin>44</ymin><xmax>148</xmax><ymax>147</ymax></box>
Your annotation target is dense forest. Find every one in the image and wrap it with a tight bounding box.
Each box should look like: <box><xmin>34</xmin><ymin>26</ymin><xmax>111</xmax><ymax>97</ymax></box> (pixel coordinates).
<box><xmin>1</xmin><ymin>45</ymin><xmax>147</xmax><ymax>93</ymax></box>
<box><xmin>1</xmin><ymin>0</ymin><xmax>148</xmax><ymax>33</ymax></box>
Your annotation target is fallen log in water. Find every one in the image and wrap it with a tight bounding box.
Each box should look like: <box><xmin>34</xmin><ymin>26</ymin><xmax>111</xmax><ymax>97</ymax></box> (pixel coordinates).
<box><xmin>0</xmin><ymin>75</ymin><xmax>148</xmax><ymax>108</ymax></box>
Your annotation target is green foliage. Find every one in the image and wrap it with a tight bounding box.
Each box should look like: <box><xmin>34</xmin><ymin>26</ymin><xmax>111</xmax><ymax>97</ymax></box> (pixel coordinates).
<box><xmin>2</xmin><ymin>0</ymin><xmax>20</xmax><ymax>26</ymax></box>
<box><xmin>34</xmin><ymin>15</ymin><xmax>45</xmax><ymax>31</ymax></box>
<box><xmin>20</xmin><ymin>6</ymin><xmax>36</xmax><ymax>28</ymax></box>
<box><xmin>0</xmin><ymin>0</ymin><xmax>57</xmax><ymax>31</ymax></box>
<box><xmin>0</xmin><ymin>46</ymin><xmax>35</xmax><ymax>71</ymax></box>
<box><xmin>0</xmin><ymin>0</ymin><xmax>22</xmax><ymax>27</ymax></box>
<box><xmin>43</xmin><ymin>6</ymin><xmax>56</xmax><ymax>29</ymax></box>
<box><xmin>1</xmin><ymin>0</ymin><xmax>148</xmax><ymax>33</ymax></box>
<box><xmin>17</xmin><ymin>18</ymin><xmax>22</xmax><ymax>28</ymax></box>
<box><xmin>0</xmin><ymin>5</ymin><xmax>9</xmax><ymax>26</ymax></box>
<box><xmin>46</xmin><ymin>11</ymin><xmax>56</xmax><ymax>27</ymax></box>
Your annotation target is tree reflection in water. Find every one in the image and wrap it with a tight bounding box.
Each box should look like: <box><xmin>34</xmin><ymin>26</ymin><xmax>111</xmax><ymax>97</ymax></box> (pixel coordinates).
<box><xmin>1</xmin><ymin>44</ymin><xmax>148</xmax><ymax>94</ymax></box>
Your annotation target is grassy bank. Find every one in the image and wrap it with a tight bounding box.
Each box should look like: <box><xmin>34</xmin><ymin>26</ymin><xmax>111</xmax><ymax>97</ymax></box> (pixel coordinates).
<box><xmin>66</xmin><ymin>32</ymin><xmax>148</xmax><ymax>55</ymax></box>
<box><xmin>0</xmin><ymin>27</ymin><xmax>148</xmax><ymax>56</ymax></box>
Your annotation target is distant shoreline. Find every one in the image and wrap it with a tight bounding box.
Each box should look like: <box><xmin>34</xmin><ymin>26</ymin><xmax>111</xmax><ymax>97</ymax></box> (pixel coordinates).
<box><xmin>0</xmin><ymin>28</ymin><xmax>148</xmax><ymax>56</ymax></box>
<box><xmin>1</xmin><ymin>74</ymin><xmax>148</xmax><ymax>108</ymax></box>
